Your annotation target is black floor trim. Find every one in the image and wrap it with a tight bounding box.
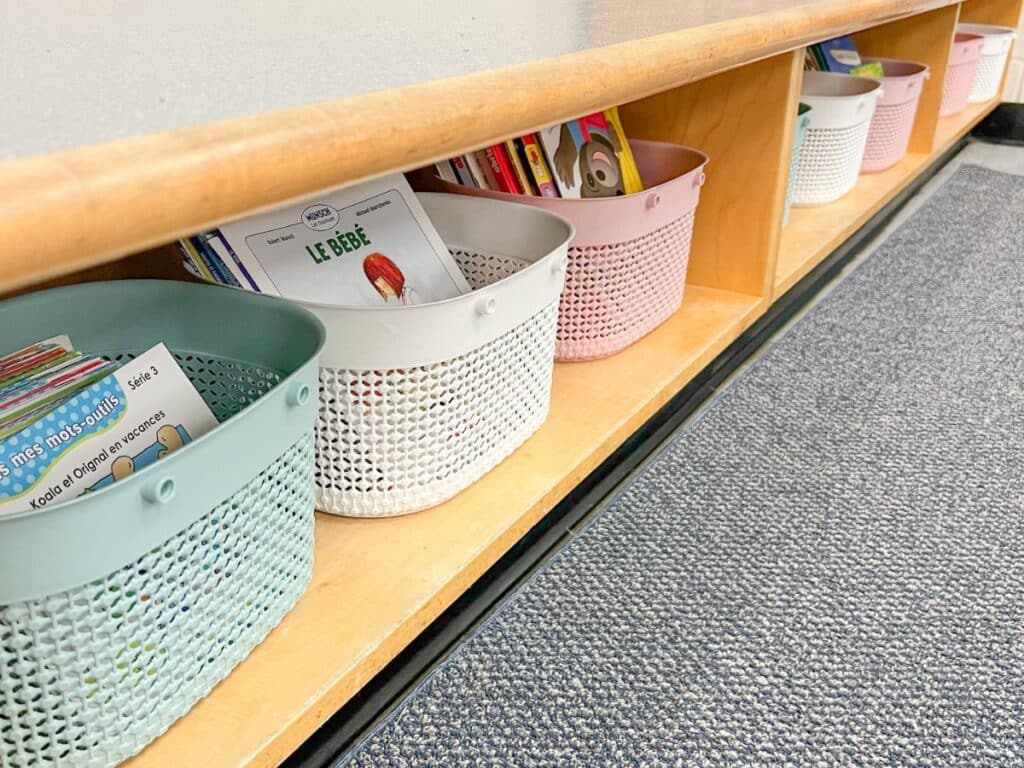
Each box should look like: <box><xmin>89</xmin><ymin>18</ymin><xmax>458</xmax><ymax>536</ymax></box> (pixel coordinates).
<box><xmin>972</xmin><ymin>102</ymin><xmax>1024</xmax><ymax>145</ymax></box>
<box><xmin>283</xmin><ymin>137</ymin><xmax>968</xmax><ymax>768</ymax></box>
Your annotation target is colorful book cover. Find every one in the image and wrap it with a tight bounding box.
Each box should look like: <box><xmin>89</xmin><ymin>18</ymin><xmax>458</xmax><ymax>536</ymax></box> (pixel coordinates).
<box><xmin>505</xmin><ymin>140</ymin><xmax>536</xmax><ymax>195</ymax></box>
<box><xmin>538</xmin><ymin>113</ymin><xmax>627</xmax><ymax>199</ymax></box>
<box><xmin>603</xmin><ymin>107</ymin><xmax>644</xmax><ymax>194</ymax></box>
<box><xmin>450</xmin><ymin>155</ymin><xmax>477</xmax><ymax>187</ymax></box>
<box><xmin>482</xmin><ymin>145</ymin><xmax>522</xmax><ymax>194</ymax></box>
<box><xmin>0</xmin><ymin>343</ymin><xmax>218</xmax><ymax>514</ymax></box>
<box><xmin>818</xmin><ymin>36</ymin><xmax>862</xmax><ymax>73</ymax></box>
<box><xmin>851</xmin><ymin>61</ymin><xmax>885</xmax><ymax>78</ymax></box>
<box><xmin>518</xmin><ymin>135</ymin><xmax>559</xmax><ymax>198</ymax></box>
<box><xmin>463</xmin><ymin>153</ymin><xmax>490</xmax><ymax>189</ymax></box>
<box><xmin>212</xmin><ymin>174</ymin><xmax>471</xmax><ymax>306</ymax></box>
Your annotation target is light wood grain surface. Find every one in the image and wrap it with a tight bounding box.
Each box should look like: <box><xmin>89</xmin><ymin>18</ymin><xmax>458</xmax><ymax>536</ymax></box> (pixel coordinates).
<box><xmin>0</xmin><ymin>0</ymin><xmax>957</xmax><ymax>294</ymax></box>
<box><xmin>775</xmin><ymin>97</ymin><xmax>998</xmax><ymax>297</ymax></box>
<box><xmin>853</xmin><ymin>4</ymin><xmax>963</xmax><ymax>153</ymax></box>
<box><xmin>620</xmin><ymin>51</ymin><xmax>805</xmax><ymax>297</ymax></box>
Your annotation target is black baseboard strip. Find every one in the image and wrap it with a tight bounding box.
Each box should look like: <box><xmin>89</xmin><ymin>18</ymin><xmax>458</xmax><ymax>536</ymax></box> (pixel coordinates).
<box><xmin>971</xmin><ymin>102</ymin><xmax>1024</xmax><ymax>145</ymax></box>
<box><xmin>282</xmin><ymin>135</ymin><xmax>969</xmax><ymax>768</ymax></box>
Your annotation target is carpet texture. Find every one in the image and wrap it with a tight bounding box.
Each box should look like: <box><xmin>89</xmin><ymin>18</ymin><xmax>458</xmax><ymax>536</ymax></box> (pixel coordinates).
<box><xmin>338</xmin><ymin>165</ymin><xmax>1024</xmax><ymax>767</ymax></box>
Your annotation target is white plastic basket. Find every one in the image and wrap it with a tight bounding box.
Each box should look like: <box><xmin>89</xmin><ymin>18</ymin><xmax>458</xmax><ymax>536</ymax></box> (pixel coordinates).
<box><xmin>958</xmin><ymin>23</ymin><xmax>1017</xmax><ymax>103</ymax></box>
<box><xmin>307</xmin><ymin>193</ymin><xmax>573</xmax><ymax>517</ymax></box>
<box><xmin>793</xmin><ymin>71</ymin><xmax>883</xmax><ymax>207</ymax></box>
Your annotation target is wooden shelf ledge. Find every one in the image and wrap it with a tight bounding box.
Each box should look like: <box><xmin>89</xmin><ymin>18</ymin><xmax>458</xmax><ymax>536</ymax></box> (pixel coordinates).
<box><xmin>0</xmin><ymin>0</ymin><xmax>960</xmax><ymax>294</ymax></box>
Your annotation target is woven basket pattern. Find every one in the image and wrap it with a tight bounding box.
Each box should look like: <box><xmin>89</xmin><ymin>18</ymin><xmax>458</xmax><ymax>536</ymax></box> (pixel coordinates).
<box><xmin>556</xmin><ymin>210</ymin><xmax>695</xmax><ymax>361</ymax></box>
<box><xmin>784</xmin><ymin>116</ymin><xmax>811</xmax><ymax>226</ymax></box>
<box><xmin>942</xmin><ymin>59</ymin><xmax>980</xmax><ymax>116</ymax></box>
<box><xmin>0</xmin><ymin>353</ymin><xmax>314</xmax><ymax>768</ymax></box>
<box><xmin>792</xmin><ymin>118</ymin><xmax>872</xmax><ymax>206</ymax></box>
<box><xmin>862</xmin><ymin>96</ymin><xmax>922</xmax><ymax>173</ymax></box>
<box><xmin>970</xmin><ymin>51</ymin><xmax>1011</xmax><ymax>102</ymax></box>
<box><xmin>315</xmin><ymin>251</ymin><xmax>558</xmax><ymax>518</ymax></box>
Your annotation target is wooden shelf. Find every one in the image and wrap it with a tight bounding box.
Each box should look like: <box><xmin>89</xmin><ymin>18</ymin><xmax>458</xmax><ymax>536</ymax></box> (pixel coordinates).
<box><xmin>775</xmin><ymin>97</ymin><xmax>999</xmax><ymax>297</ymax></box>
<box><xmin>0</xmin><ymin>0</ymin><xmax>986</xmax><ymax>295</ymax></box>
<box><xmin>4</xmin><ymin>0</ymin><xmax>1021</xmax><ymax>765</ymax></box>
<box><xmin>122</xmin><ymin>285</ymin><xmax>763</xmax><ymax>768</ymax></box>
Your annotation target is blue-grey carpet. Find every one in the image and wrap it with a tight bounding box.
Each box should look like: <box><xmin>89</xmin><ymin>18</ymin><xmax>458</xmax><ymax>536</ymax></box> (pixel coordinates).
<box><xmin>338</xmin><ymin>165</ymin><xmax>1024</xmax><ymax>768</ymax></box>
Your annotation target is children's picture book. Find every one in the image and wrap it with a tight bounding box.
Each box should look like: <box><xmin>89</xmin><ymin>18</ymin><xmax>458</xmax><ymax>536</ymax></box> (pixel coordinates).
<box><xmin>434</xmin><ymin>160</ymin><xmax>458</xmax><ymax>185</ymax></box>
<box><xmin>463</xmin><ymin>153</ymin><xmax>490</xmax><ymax>189</ymax></box>
<box><xmin>481</xmin><ymin>145</ymin><xmax>522</xmax><ymax>194</ymax></box>
<box><xmin>450</xmin><ymin>155</ymin><xmax>477</xmax><ymax>187</ymax></box>
<box><xmin>504</xmin><ymin>139</ymin><xmax>536</xmax><ymax>195</ymax></box>
<box><xmin>0</xmin><ymin>336</ymin><xmax>122</xmax><ymax>441</ymax></box>
<box><xmin>518</xmin><ymin>135</ymin><xmax>559</xmax><ymax>198</ymax></box>
<box><xmin>198</xmin><ymin>174</ymin><xmax>471</xmax><ymax>306</ymax></box>
<box><xmin>0</xmin><ymin>343</ymin><xmax>218</xmax><ymax>515</ymax></box>
<box><xmin>603</xmin><ymin>107</ymin><xmax>644</xmax><ymax>195</ymax></box>
<box><xmin>817</xmin><ymin>36</ymin><xmax>861</xmax><ymax>72</ymax></box>
<box><xmin>539</xmin><ymin>113</ymin><xmax>627</xmax><ymax>198</ymax></box>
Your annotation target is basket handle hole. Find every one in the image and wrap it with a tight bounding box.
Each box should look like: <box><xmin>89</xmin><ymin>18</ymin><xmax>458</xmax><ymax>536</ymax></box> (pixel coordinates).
<box><xmin>476</xmin><ymin>296</ymin><xmax>497</xmax><ymax>316</ymax></box>
<box><xmin>143</xmin><ymin>476</ymin><xmax>176</xmax><ymax>505</ymax></box>
<box><xmin>288</xmin><ymin>382</ymin><xmax>311</xmax><ymax>407</ymax></box>
<box><xmin>646</xmin><ymin>193</ymin><xmax>662</xmax><ymax>209</ymax></box>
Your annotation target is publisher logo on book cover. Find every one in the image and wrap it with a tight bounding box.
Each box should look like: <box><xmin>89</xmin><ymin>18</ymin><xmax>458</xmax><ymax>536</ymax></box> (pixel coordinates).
<box><xmin>301</xmin><ymin>204</ymin><xmax>340</xmax><ymax>231</ymax></box>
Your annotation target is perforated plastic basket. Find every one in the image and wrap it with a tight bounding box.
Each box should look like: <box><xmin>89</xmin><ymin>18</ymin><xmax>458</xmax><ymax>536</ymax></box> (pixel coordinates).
<box><xmin>289</xmin><ymin>193</ymin><xmax>572</xmax><ymax>518</ymax></box>
<box><xmin>0</xmin><ymin>281</ymin><xmax>324</xmax><ymax>767</ymax></box>
<box><xmin>784</xmin><ymin>103</ymin><xmax>813</xmax><ymax>226</ymax></box>
<box><xmin>792</xmin><ymin>71</ymin><xmax>882</xmax><ymax>206</ymax></box>
<box><xmin>438</xmin><ymin>140</ymin><xmax>709</xmax><ymax>361</ymax></box>
<box><xmin>941</xmin><ymin>33</ymin><xmax>985</xmax><ymax>116</ymax></box>
<box><xmin>861</xmin><ymin>58</ymin><xmax>930</xmax><ymax>173</ymax></box>
<box><xmin>958</xmin><ymin>23</ymin><xmax>1017</xmax><ymax>102</ymax></box>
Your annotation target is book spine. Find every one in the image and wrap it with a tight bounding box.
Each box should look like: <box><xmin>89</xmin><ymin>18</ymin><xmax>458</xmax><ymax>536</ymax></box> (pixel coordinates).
<box><xmin>450</xmin><ymin>155</ymin><xmax>477</xmax><ymax>187</ymax></box>
<box><xmin>464</xmin><ymin>152</ymin><xmax>491</xmax><ymax>189</ymax></box>
<box><xmin>521</xmin><ymin>134</ymin><xmax>560</xmax><ymax>198</ymax></box>
<box><xmin>472</xmin><ymin>150</ymin><xmax>500</xmax><ymax>190</ymax></box>
<box><xmin>604</xmin><ymin>107</ymin><xmax>644</xmax><ymax>194</ymax></box>
<box><xmin>482</xmin><ymin>145</ymin><xmax>522</xmax><ymax>195</ymax></box>
<box><xmin>191</xmin><ymin>235</ymin><xmax>241</xmax><ymax>288</ymax></box>
<box><xmin>179</xmin><ymin>238</ymin><xmax>216</xmax><ymax>283</ymax></box>
<box><xmin>205</xmin><ymin>231</ymin><xmax>260</xmax><ymax>291</ymax></box>
<box><xmin>505</xmin><ymin>140</ymin><xmax>536</xmax><ymax>195</ymax></box>
<box><xmin>435</xmin><ymin>160</ymin><xmax>459</xmax><ymax>184</ymax></box>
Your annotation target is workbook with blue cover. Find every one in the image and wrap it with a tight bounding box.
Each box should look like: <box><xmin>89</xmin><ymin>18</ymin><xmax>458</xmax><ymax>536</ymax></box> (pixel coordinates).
<box><xmin>0</xmin><ymin>343</ymin><xmax>218</xmax><ymax>515</ymax></box>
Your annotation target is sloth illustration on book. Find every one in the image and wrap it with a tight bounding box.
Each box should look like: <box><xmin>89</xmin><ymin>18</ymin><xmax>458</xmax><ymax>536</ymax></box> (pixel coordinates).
<box><xmin>363</xmin><ymin>252</ymin><xmax>419</xmax><ymax>305</ymax></box>
<box><xmin>550</xmin><ymin>117</ymin><xmax>626</xmax><ymax>198</ymax></box>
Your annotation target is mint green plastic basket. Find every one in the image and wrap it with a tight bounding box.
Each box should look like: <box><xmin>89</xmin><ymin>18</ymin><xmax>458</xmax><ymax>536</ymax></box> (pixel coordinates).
<box><xmin>0</xmin><ymin>280</ymin><xmax>324</xmax><ymax>767</ymax></box>
<box><xmin>783</xmin><ymin>103</ymin><xmax>812</xmax><ymax>226</ymax></box>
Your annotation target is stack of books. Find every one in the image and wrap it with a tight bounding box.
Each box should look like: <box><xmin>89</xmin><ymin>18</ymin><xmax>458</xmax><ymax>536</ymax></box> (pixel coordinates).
<box><xmin>0</xmin><ymin>335</ymin><xmax>115</xmax><ymax>440</ymax></box>
<box><xmin>805</xmin><ymin>36</ymin><xmax>884</xmax><ymax>78</ymax></box>
<box><xmin>436</xmin><ymin>106</ymin><xmax>645</xmax><ymax>199</ymax></box>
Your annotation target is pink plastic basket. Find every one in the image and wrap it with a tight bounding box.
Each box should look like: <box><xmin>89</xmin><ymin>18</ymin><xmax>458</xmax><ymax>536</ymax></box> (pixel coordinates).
<box><xmin>861</xmin><ymin>58</ymin><xmax>930</xmax><ymax>173</ymax></box>
<box><xmin>437</xmin><ymin>140</ymin><xmax>709</xmax><ymax>361</ymax></box>
<box><xmin>941</xmin><ymin>33</ymin><xmax>985</xmax><ymax>116</ymax></box>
